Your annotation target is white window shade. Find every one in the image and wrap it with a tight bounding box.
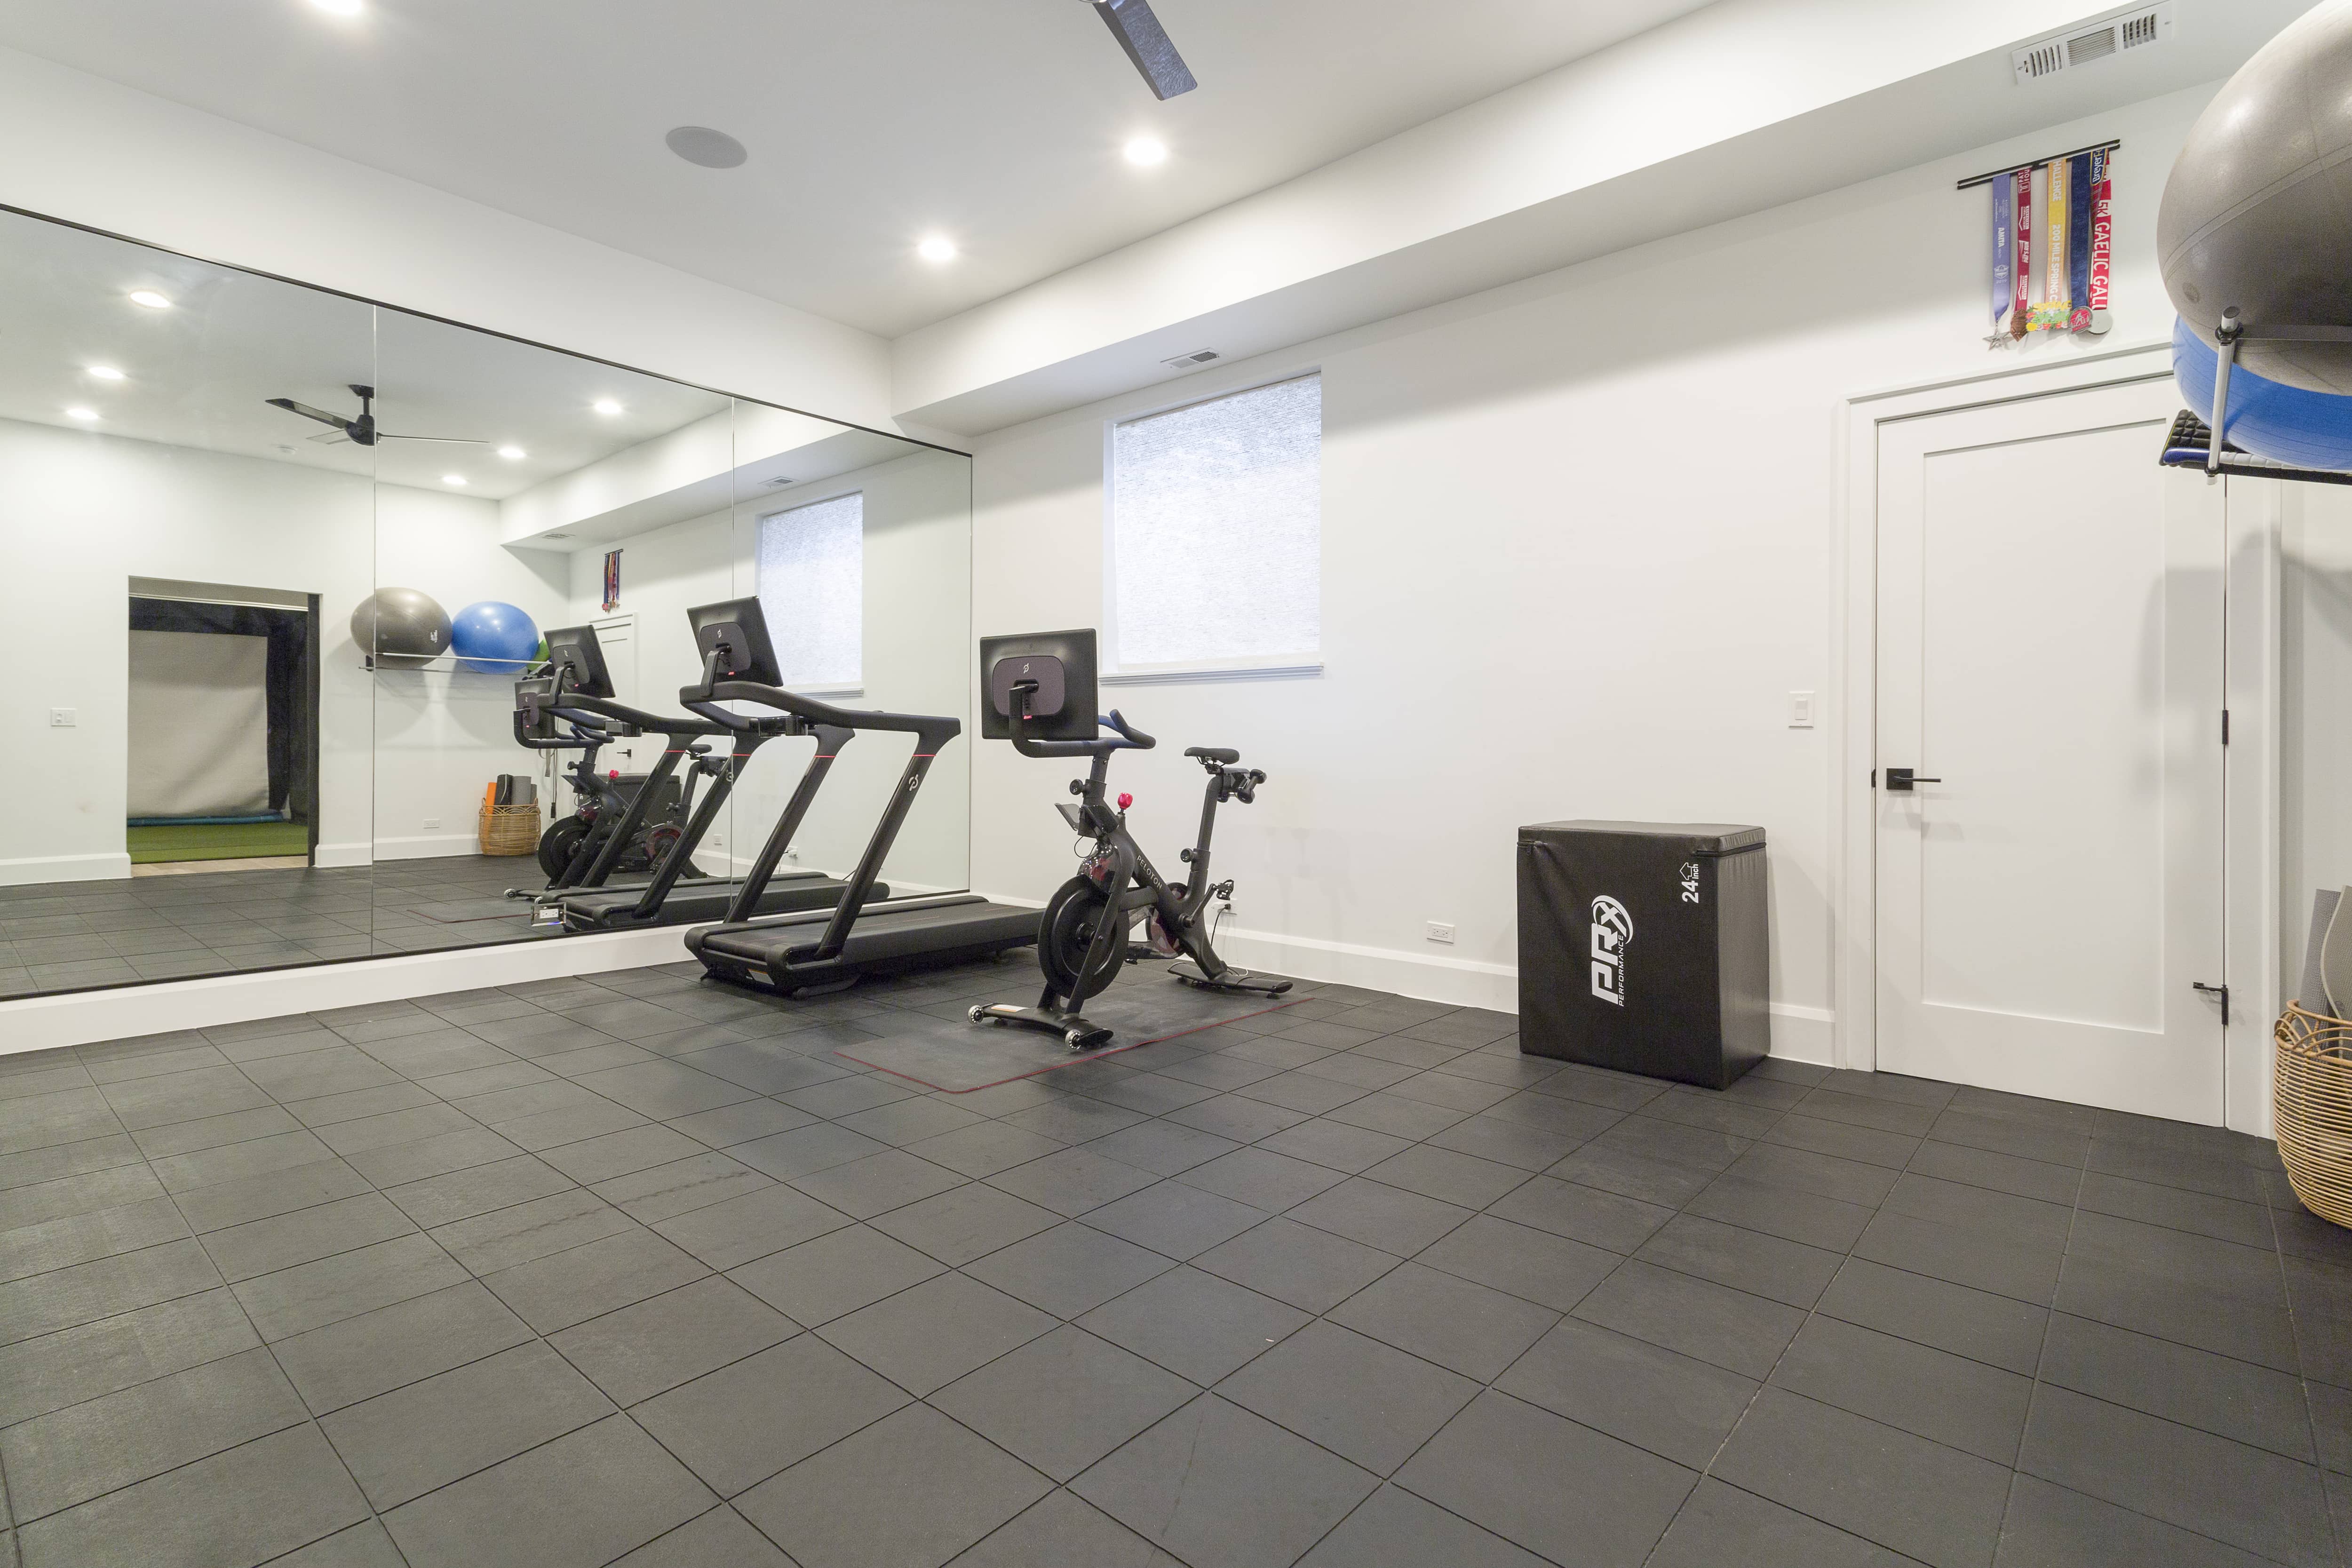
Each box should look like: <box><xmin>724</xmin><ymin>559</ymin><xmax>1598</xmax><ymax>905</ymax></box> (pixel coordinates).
<box><xmin>1110</xmin><ymin>374</ymin><xmax>1321</xmax><ymax>672</ymax></box>
<box><xmin>757</xmin><ymin>492</ymin><xmax>862</xmax><ymax>689</ymax></box>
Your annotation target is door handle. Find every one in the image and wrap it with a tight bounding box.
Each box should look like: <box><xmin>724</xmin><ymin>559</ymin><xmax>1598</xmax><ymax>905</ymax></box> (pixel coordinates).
<box><xmin>1884</xmin><ymin>767</ymin><xmax>1943</xmax><ymax>792</ymax></box>
<box><xmin>2192</xmin><ymin>981</ymin><xmax>2230</xmax><ymax>1026</ymax></box>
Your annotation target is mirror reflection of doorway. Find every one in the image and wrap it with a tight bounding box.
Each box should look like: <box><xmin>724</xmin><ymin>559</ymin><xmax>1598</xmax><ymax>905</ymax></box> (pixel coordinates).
<box><xmin>127</xmin><ymin>578</ymin><xmax>320</xmax><ymax>875</ymax></box>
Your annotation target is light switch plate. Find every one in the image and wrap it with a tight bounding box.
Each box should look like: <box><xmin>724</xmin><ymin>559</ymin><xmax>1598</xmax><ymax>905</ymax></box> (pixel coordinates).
<box><xmin>1788</xmin><ymin>691</ymin><xmax>1816</xmax><ymax>728</ymax></box>
<box><xmin>48</xmin><ymin>708</ymin><xmax>74</xmax><ymax>727</ymax></box>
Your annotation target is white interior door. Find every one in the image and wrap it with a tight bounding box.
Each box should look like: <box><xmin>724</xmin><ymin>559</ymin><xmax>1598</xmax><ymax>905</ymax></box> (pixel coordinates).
<box><xmin>592</xmin><ymin>613</ymin><xmax>641</xmax><ymax>770</ymax></box>
<box><xmin>1875</xmin><ymin>377</ymin><xmax>2227</xmax><ymax>1122</ymax></box>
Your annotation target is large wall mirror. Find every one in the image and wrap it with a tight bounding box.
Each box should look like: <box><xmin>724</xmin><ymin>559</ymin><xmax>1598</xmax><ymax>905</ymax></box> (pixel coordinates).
<box><xmin>0</xmin><ymin>207</ymin><xmax>972</xmax><ymax>998</ymax></box>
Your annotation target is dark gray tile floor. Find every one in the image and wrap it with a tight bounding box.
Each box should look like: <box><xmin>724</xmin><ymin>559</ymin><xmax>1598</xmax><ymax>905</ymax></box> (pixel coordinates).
<box><xmin>0</xmin><ymin>857</ymin><xmax>585</xmax><ymax>999</ymax></box>
<box><xmin>0</xmin><ymin>956</ymin><xmax>2347</xmax><ymax>1567</ymax></box>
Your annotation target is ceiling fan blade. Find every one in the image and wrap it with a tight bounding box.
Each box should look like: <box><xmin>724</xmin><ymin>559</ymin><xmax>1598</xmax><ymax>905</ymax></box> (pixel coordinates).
<box><xmin>266</xmin><ymin>398</ymin><xmax>350</xmax><ymax>430</ymax></box>
<box><xmin>306</xmin><ymin>429</ymin><xmax>353</xmax><ymax>446</ymax></box>
<box><xmin>1092</xmin><ymin>0</ymin><xmax>1196</xmax><ymax>100</ymax></box>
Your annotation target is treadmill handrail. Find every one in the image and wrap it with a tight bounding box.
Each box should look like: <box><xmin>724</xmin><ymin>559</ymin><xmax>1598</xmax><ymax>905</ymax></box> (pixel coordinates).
<box><xmin>680</xmin><ymin>668</ymin><xmax>963</xmax><ymax>966</ymax></box>
<box><xmin>685</xmin><ymin>677</ymin><xmax>961</xmax><ymax>751</ymax></box>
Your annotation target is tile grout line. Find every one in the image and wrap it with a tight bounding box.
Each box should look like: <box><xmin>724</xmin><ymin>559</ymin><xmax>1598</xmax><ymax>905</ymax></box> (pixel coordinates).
<box><xmin>2262</xmin><ymin>1166</ymin><xmax>2349</xmax><ymax>1568</ymax></box>
<box><xmin>1989</xmin><ymin>1133</ymin><xmax>2093</xmax><ymax>1564</ymax></box>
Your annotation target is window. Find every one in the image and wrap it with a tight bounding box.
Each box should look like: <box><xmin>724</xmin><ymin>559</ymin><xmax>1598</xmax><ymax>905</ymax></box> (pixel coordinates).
<box><xmin>1108</xmin><ymin>373</ymin><xmax>1321</xmax><ymax>675</ymax></box>
<box><xmin>756</xmin><ymin>492</ymin><xmax>862</xmax><ymax>691</ymax></box>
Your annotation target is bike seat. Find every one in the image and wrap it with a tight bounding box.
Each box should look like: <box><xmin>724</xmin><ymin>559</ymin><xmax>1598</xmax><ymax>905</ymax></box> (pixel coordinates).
<box><xmin>1185</xmin><ymin>746</ymin><xmax>1241</xmax><ymax>765</ymax></box>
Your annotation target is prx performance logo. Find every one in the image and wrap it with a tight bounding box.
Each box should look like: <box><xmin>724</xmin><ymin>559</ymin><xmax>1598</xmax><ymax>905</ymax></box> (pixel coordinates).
<box><xmin>1589</xmin><ymin>895</ymin><xmax>1632</xmax><ymax>1007</ymax></box>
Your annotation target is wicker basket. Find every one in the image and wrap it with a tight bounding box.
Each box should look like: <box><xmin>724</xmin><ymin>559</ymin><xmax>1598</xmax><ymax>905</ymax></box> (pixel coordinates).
<box><xmin>2275</xmin><ymin>1003</ymin><xmax>2352</xmax><ymax>1230</ymax></box>
<box><xmin>479</xmin><ymin>803</ymin><xmax>541</xmax><ymax>858</ymax></box>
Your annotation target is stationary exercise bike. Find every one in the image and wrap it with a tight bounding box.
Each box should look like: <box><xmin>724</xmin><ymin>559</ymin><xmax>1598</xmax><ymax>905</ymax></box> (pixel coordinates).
<box><xmin>970</xmin><ymin>629</ymin><xmax>1290</xmax><ymax>1050</ymax></box>
<box><xmin>510</xmin><ymin>672</ymin><xmax>709</xmax><ymax>885</ymax></box>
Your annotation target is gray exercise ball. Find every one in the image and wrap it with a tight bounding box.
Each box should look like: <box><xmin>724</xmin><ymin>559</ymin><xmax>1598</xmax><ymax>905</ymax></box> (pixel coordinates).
<box><xmin>2161</xmin><ymin>0</ymin><xmax>2352</xmax><ymax>393</ymax></box>
<box><xmin>350</xmin><ymin>586</ymin><xmax>451</xmax><ymax>669</ymax></box>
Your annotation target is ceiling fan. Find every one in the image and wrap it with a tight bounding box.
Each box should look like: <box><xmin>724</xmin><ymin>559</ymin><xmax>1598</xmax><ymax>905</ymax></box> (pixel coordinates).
<box><xmin>1086</xmin><ymin>0</ymin><xmax>1196</xmax><ymax>99</ymax></box>
<box><xmin>264</xmin><ymin>383</ymin><xmax>486</xmax><ymax>448</ymax></box>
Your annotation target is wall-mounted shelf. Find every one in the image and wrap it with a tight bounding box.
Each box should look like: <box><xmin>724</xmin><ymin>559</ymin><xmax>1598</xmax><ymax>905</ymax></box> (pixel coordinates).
<box><xmin>360</xmin><ymin>655</ymin><xmax>545</xmax><ymax>677</ymax></box>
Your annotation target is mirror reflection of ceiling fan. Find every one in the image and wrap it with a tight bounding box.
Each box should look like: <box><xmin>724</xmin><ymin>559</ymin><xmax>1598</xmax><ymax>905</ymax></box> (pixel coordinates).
<box><xmin>1085</xmin><ymin>0</ymin><xmax>1195</xmax><ymax>99</ymax></box>
<box><xmin>264</xmin><ymin>383</ymin><xmax>487</xmax><ymax>448</ymax></box>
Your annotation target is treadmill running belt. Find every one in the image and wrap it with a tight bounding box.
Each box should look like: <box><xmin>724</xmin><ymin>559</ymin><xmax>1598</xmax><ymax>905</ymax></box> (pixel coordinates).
<box><xmin>689</xmin><ymin>898</ymin><xmax>1040</xmax><ymax>993</ymax></box>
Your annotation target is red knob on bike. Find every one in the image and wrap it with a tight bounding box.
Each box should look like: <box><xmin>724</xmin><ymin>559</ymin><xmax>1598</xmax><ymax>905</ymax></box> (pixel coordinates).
<box><xmin>609</xmin><ymin>769</ymin><xmax>620</xmax><ymax>780</ymax></box>
<box><xmin>1118</xmin><ymin>792</ymin><xmax>1133</xmax><ymax>810</ymax></box>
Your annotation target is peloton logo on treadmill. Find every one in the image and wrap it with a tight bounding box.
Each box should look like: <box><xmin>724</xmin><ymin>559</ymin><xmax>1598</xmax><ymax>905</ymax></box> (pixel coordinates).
<box><xmin>1589</xmin><ymin>896</ymin><xmax>1633</xmax><ymax>1007</ymax></box>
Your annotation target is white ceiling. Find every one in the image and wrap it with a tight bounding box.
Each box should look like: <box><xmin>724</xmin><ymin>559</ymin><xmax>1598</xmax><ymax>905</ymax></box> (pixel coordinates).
<box><xmin>0</xmin><ymin>206</ymin><xmax>927</xmax><ymax>501</ymax></box>
<box><xmin>0</xmin><ymin>0</ymin><xmax>1717</xmax><ymax>338</ymax></box>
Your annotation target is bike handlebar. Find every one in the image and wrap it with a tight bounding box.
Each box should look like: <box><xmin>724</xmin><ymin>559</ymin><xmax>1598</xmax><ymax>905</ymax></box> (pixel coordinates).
<box><xmin>1099</xmin><ymin>711</ymin><xmax>1156</xmax><ymax>749</ymax></box>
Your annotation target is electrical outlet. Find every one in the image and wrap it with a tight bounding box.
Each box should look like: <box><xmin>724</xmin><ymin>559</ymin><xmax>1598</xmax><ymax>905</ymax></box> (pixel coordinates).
<box><xmin>48</xmin><ymin>708</ymin><xmax>74</xmax><ymax>727</ymax></box>
<box><xmin>423</xmin><ymin>818</ymin><xmax>440</xmax><ymax>830</ymax></box>
<box><xmin>1788</xmin><ymin>690</ymin><xmax>1816</xmax><ymax>728</ymax></box>
<box><xmin>1219</xmin><ymin>899</ymin><xmax>1236</xmax><ymax>921</ymax></box>
<box><xmin>712</xmin><ymin>835</ymin><xmax>729</xmax><ymax>851</ymax></box>
<box><xmin>1425</xmin><ymin>921</ymin><xmax>1456</xmax><ymax>944</ymax></box>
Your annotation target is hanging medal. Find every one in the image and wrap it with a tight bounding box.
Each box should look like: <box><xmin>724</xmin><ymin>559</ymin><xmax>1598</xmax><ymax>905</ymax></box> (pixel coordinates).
<box><xmin>2086</xmin><ymin>147</ymin><xmax>2114</xmax><ymax>334</ymax></box>
<box><xmin>2011</xmin><ymin>167</ymin><xmax>2034</xmax><ymax>340</ymax></box>
<box><xmin>2066</xmin><ymin>152</ymin><xmax>2093</xmax><ymax>333</ymax></box>
<box><xmin>1989</xmin><ymin>172</ymin><xmax>2015</xmax><ymax>347</ymax></box>
<box><xmin>2034</xmin><ymin>159</ymin><xmax>2070</xmax><ymax>332</ymax></box>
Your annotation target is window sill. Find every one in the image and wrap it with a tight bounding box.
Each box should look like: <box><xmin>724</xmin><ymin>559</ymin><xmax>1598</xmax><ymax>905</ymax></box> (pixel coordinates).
<box><xmin>789</xmin><ymin>685</ymin><xmax>864</xmax><ymax>699</ymax></box>
<box><xmin>1101</xmin><ymin>661</ymin><xmax>1323</xmax><ymax>687</ymax></box>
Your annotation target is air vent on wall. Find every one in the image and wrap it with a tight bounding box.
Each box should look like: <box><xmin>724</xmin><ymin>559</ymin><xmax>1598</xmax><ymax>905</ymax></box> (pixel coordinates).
<box><xmin>1161</xmin><ymin>349</ymin><xmax>1220</xmax><ymax>369</ymax></box>
<box><xmin>2012</xmin><ymin>1</ymin><xmax>2171</xmax><ymax>84</ymax></box>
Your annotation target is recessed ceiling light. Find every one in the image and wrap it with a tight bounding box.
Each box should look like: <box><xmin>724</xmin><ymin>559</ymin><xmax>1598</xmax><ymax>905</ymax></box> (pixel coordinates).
<box><xmin>1123</xmin><ymin>136</ymin><xmax>1169</xmax><ymax>166</ymax></box>
<box><xmin>86</xmin><ymin>365</ymin><xmax>126</xmax><ymax>381</ymax></box>
<box><xmin>309</xmin><ymin>0</ymin><xmax>363</xmax><ymax>15</ymax></box>
<box><xmin>592</xmin><ymin>398</ymin><xmax>623</xmax><ymax>416</ymax></box>
<box><xmin>65</xmin><ymin>406</ymin><xmax>98</xmax><ymax>421</ymax></box>
<box><xmin>497</xmin><ymin>445</ymin><xmax>526</xmax><ymax>460</ymax></box>
<box><xmin>664</xmin><ymin>126</ymin><xmax>748</xmax><ymax>169</ymax></box>
<box><xmin>916</xmin><ymin>236</ymin><xmax>958</xmax><ymax>263</ymax></box>
<box><xmin>128</xmin><ymin>290</ymin><xmax>172</xmax><ymax>310</ymax></box>
<box><xmin>442</xmin><ymin>473</ymin><xmax>468</xmax><ymax>486</ymax></box>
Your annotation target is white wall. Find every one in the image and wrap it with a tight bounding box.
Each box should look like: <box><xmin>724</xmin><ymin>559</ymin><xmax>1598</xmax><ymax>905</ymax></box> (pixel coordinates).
<box><xmin>968</xmin><ymin>86</ymin><xmax>2214</xmax><ymax>1055</ymax></box>
<box><xmin>0</xmin><ymin>46</ymin><xmax>893</xmax><ymax>432</ymax></box>
<box><xmin>0</xmin><ymin>416</ymin><xmax>373</xmax><ymax>881</ymax></box>
<box><xmin>371</xmin><ymin>485</ymin><xmax>567</xmax><ymax>860</ymax></box>
<box><xmin>563</xmin><ymin>449</ymin><xmax>973</xmax><ymax>893</ymax></box>
<box><xmin>2281</xmin><ymin>481</ymin><xmax>2352</xmax><ymax>1003</ymax></box>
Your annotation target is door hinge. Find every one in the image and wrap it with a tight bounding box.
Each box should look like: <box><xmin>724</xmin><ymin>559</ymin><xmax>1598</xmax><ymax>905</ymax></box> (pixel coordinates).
<box><xmin>2221</xmin><ymin>709</ymin><xmax>2230</xmax><ymax>746</ymax></box>
<box><xmin>2192</xmin><ymin>980</ymin><xmax>2230</xmax><ymax>1026</ymax></box>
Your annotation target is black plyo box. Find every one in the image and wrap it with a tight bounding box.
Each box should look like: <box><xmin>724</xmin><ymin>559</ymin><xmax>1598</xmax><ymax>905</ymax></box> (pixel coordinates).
<box><xmin>1516</xmin><ymin>820</ymin><xmax>1769</xmax><ymax>1090</ymax></box>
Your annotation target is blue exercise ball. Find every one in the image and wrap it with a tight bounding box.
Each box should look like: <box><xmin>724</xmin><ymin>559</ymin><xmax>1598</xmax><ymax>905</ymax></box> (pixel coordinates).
<box><xmin>2172</xmin><ymin>316</ymin><xmax>2352</xmax><ymax>470</ymax></box>
<box><xmin>450</xmin><ymin>601</ymin><xmax>541</xmax><ymax>675</ymax></box>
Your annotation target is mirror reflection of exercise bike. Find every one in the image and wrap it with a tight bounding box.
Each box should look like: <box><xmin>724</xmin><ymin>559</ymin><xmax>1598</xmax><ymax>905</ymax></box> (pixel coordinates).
<box><xmin>510</xmin><ymin>673</ymin><xmax>711</xmax><ymax>887</ymax></box>
<box><xmin>971</xmin><ymin>628</ymin><xmax>1290</xmax><ymax>1049</ymax></box>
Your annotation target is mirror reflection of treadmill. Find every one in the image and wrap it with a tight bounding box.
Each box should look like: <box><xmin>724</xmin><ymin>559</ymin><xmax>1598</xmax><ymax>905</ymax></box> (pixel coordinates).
<box><xmin>679</xmin><ymin>597</ymin><xmax>1039</xmax><ymax>994</ymax></box>
<box><xmin>524</xmin><ymin>622</ymin><xmax>884</xmax><ymax>931</ymax></box>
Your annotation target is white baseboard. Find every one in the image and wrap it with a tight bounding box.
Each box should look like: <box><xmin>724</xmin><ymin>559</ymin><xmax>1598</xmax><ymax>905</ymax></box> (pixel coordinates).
<box><xmin>0</xmin><ymin>926</ymin><xmax>695</xmax><ymax>1055</ymax></box>
<box><xmin>980</xmin><ymin>900</ymin><xmax>1836</xmax><ymax>1063</ymax></box>
<box><xmin>372</xmin><ymin>833</ymin><xmax>483</xmax><ymax>861</ymax></box>
<box><xmin>1764</xmin><ymin>1004</ymin><xmax>1836</xmax><ymax>1066</ymax></box>
<box><xmin>313</xmin><ymin>841</ymin><xmax>373</xmax><ymax>869</ymax></box>
<box><xmin>0</xmin><ymin>852</ymin><xmax>131</xmax><ymax>888</ymax></box>
<box><xmin>1218</xmin><ymin>926</ymin><xmax>1519</xmax><ymax>1011</ymax></box>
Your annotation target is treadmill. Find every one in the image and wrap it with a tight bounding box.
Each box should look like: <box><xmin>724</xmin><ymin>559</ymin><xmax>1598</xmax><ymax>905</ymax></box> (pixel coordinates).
<box><xmin>678</xmin><ymin>597</ymin><xmax>1039</xmax><ymax>995</ymax></box>
<box><xmin>516</xmin><ymin>624</ymin><xmax>882</xmax><ymax>931</ymax></box>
